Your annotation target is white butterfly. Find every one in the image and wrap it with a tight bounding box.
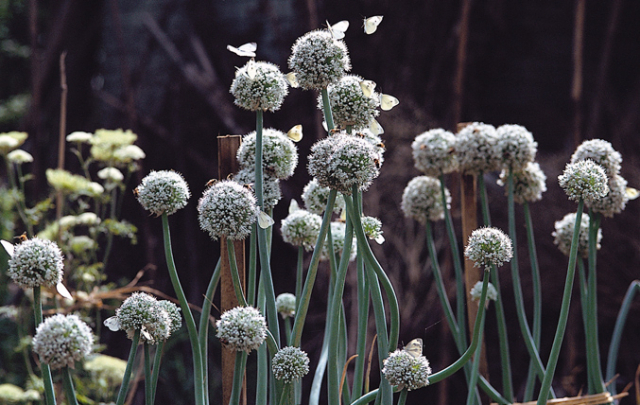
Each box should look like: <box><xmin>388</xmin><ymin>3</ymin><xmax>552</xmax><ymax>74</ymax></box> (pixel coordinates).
<box><xmin>369</xmin><ymin>118</ymin><xmax>384</xmax><ymax>135</ymax></box>
<box><xmin>287</xmin><ymin>124</ymin><xmax>303</xmax><ymax>142</ymax></box>
<box><xmin>1</xmin><ymin>239</ymin><xmax>73</xmax><ymax>300</ymax></box>
<box><xmin>626</xmin><ymin>187</ymin><xmax>639</xmax><ymax>200</ymax></box>
<box><xmin>359</xmin><ymin>80</ymin><xmax>377</xmax><ymax>98</ymax></box>
<box><xmin>375</xmin><ymin>234</ymin><xmax>385</xmax><ymax>244</ymax></box>
<box><xmin>246</xmin><ymin>59</ymin><xmax>257</xmax><ymax>80</ymax></box>
<box><xmin>103</xmin><ymin>316</ymin><xmax>121</xmax><ymax>332</ymax></box>
<box><xmin>289</xmin><ymin>199</ymin><xmax>301</xmax><ymax>214</ymax></box>
<box><xmin>363</xmin><ymin>16</ymin><xmax>383</xmax><ymax>34</ymax></box>
<box><xmin>286</xmin><ymin>72</ymin><xmax>299</xmax><ymax>88</ymax></box>
<box><xmin>227</xmin><ymin>42</ymin><xmax>257</xmax><ymax>58</ymax></box>
<box><xmin>258</xmin><ymin>210</ymin><xmax>274</xmax><ymax>229</ymax></box>
<box><xmin>327</xmin><ymin>20</ymin><xmax>349</xmax><ymax>40</ymax></box>
<box><xmin>403</xmin><ymin>338</ymin><xmax>423</xmax><ymax>358</ymax></box>
<box><xmin>379</xmin><ymin>94</ymin><xmax>399</xmax><ymax>111</ymax></box>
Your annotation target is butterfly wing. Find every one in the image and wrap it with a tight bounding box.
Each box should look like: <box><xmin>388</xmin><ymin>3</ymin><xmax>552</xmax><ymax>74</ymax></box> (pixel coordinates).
<box><xmin>380</xmin><ymin>94</ymin><xmax>399</xmax><ymax>111</ymax></box>
<box><xmin>364</xmin><ymin>16</ymin><xmax>383</xmax><ymax>34</ymax></box>
<box><xmin>403</xmin><ymin>338</ymin><xmax>423</xmax><ymax>358</ymax></box>
<box><xmin>286</xmin><ymin>72</ymin><xmax>299</xmax><ymax>88</ymax></box>
<box><xmin>258</xmin><ymin>211</ymin><xmax>274</xmax><ymax>229</ymax></box>
<box><xmin>287</xmin><ymin>124</ymin><xmax>303</xmax><ymax>142</ymax></box>
<box><xmin>626</xmin><ymin>187</ymin><xmax>639</xmax><ymax>200</ymax></box>
<box><xmin>227</xmin><ymin>42</ymin><xmax>257</xmax><ymax>57</ymax></box>
<box><xmin>328</xmin><ymin>20</ymin><xmax>349</xmax><ymax>40</ymax></box>
<box><xmin>56</xmin><ymin>282</ymin><xmax>73</xmax><ymax>300</ymax></box>
<box><xmin>359</xmin><ymin>80</ymin><xmax>377</xmax><ymax>98</ymax></box>
<box><xmin>103</xmin><ymin>316</ymin><xmax>121</xmax><ymax>332</ymax></box>
<box><xmin>369</xmin><ymin>118</ymin><xmax>384</xmax><ymax>135</ymax></box>
<box><xmin>1</xmin><ymin>240</ymin><xmax>14</xmax><ymax>257</ymax></box>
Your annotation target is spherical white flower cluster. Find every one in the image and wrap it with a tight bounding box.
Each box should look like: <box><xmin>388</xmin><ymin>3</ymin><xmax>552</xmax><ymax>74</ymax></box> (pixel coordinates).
<box><xmin>136</xmin><ymin>170</ymin><xmax>190</xmax><ymax>216</ymax></box>
<box><xmin>275</xmin><ymin>293</ymin><xmax>297</xmax><ymax>319</ymax></box>
<box><xmin>8</xmin><ymin>238</ymin><xmax>64</xmax><ymax>289</ymax></box>
<box><xmin>570</xmin><ymin>139</ymin><xmax>621</xmax><ymax>177</ymax></box>
<box><xmin>113</xmin><ymin>292</ymin><xmax>178</xmax><ymax>344</ymax></box>
<box><xmin>233</xmin><ymin>168</ymin><xmax>282</xmax><ymax>210</ymax></box>
<box><xmin>469</xmin><ymin>280</ymin><xmax>498</xmax><ymax>302</ymax></box>
<box><xmin>558</xmin><ymin>160</ymin><xmax>609</xmax><ymax>204</ymax></box>
<box><xmin>464</xmin><ymin>227</ymin><xmax>513</xmax><ymax>270</ymax></box>
<box><xmin>198</xmin><ymin>180</ymin><xmax>258</xmax><ymax>241</ymax></box>
<box><xmin>498</xmin><ymin>162</ymin><xmax>547</xmax><ymax>204</ymax></box>
<box><xmin>32</xmin><ymin>314</ymin><xmax>93</xmax><ymax>370</ymax></box>
<box><xmin>411</xmin><ymin>128</ymin><xmax>458</xmax><ymax>176</ymax></box>
<box><xmin>230</xmin><ymin>61</ymin><xmax>289</xmax><ymax>112</ymax></box>
<box><xmin>288</xmin><ymin>30</ymin><xmax>351</xmax><ymax>90</ymax></box>
<box><xmin>307</xmin><ymin>132</ymin><xmax>381</xmax><ymax>195</ymax></box>
<box><xmin>590</xmin><ymin>174</ymin><xmax>629</xmax><ymax>218</ymax></box>
<box><xmin>320</xmin><ymin>222</ymin><xmax>357</xmax><ymax>262</ymax></box>
<box><xmin>552</xmin><ymin>212</ymin><xmax>601</xmax><ymax>258</ymax></box>
<box><xmin>354</xmin><ymin>129</ymin><xmax>386</xmax><ymax>164</ymax></box>
<box><xmin>272</xmin><ymin>346</ymin><xmax>310</xmax><ymax>383</ymax></box>
<box><xmin>382</xmin><ymin>349</ymin><xmax>432</xmax><ymax>391</ymax></box>
<box><xmin>322</xmin><ymin>75</ymin><xmax>380</xmax><ymax>130</ymax></box>
<box><xmin>361</xmin><ymin>216</ymin><xmax>384</xmax><ymax>243</ymax></box>
<box><xmin>495</xmin><ymin>124</ymin><xmax>537</xmax><ymax>170</ymax></box>
<box><xmin>280</xmin><ymin>210</ymin><xmax>322</xmax><ymax>251</ymax></box>
<box><xmin>216</xmin><ymin>306</ymin><xmax>267</xmax><ymax>352</ymax></box>
<box><xmin>301</xmin><ymin>179</ymin><xmax>345</xmax><ymax>215</ymax></box>
<box><xmin>455</xmin><ymin>122</ymin><xmax>501</xmax><ymax>175</ymax></box>
<box><xmin>236</xmin><ymin>128</ymin><xmax>298</xmax><ymax>180</ymax></box>
<box><xmin>401</xmin><ymin>176</ymin><xmax>450</xmax><ymax>224</ymax></box>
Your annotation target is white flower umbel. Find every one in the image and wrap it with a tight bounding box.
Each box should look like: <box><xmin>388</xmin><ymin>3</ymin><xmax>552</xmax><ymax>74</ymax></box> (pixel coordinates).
<box><xmin>307</xmin><ymin>132</ymin><xmax>381</xmax><ymax>195</ymax></box>
<box><xmin>113</xmin><ymin>145</ymin><xmax>146</xmax><ymax>165</ymax></box>
<box><xmin>198</xmin><ymin>180</ymin><xmax>258</xmax><ymax>241</ymax></box>
<box><xmin>464</xmin><ymin>227</ymin><xmax>513</xmax><ymax>270</ymax></box>
<box><xmin>216</xmin><ymin>306</ymin><xmax>267</xmax><ymax>353</ymax></box>
<box><xmin>470</xmin><ymin>280</ymin><xmax>498</xmax><ymax>302</ymax></box>
<box><xmin>401</xmin><ymin>176</ymin><xmax>450</xmax><ymax>223</ymax></box>
<box><xmin>588</xmin><ymin>174</ymin><xmax>629</xmax><ymax>218</ymax></box>
<box><xmin>136</xmin><ymin>170</ymin><xmax>190</xmax><ymax>216</ymax></box>
<box><xmin>411</xmin><ymin>128</ymin><xmax>458</xmax><ymax>176</ymax></box>
<box><xmin>236</xmin><ymin>128</ymin><xmax>298</xmax><ymax>180</ymax></box>
<box><xmin>230</xmin><ymin>60</ymin><xmax>289</xmax><ymax>112</ymax></box>
<box><xmin>7</xmin><ymin>149</ymin><xmax>33</xmax><ymax>164</ymax></box>
<box><xmin>66</xmin><ymin>131</ymin><xmax>94</xmax><ymax>143</ymax></box>
<box><xmin>495</xmin><ymin>124</ymin><xmax>537</xmax><ymax>171</ymax></box>
<box><xmin>558</xmin><ymin>160</ymin><xmax>609</xmax><ymax>204</ymax></box>
<box><xmin>32</xmin><ymin>314</ymin><xmax>93</xmax><ymax>370</ymax></box>
<box><xmin>301</xmin><ymin>179</ymin><xmax>345</xmax><ymax>215</ymax></box>
<box><xmin>498</xmin><ymin>161</ymin><xmax>547</xmax><ymax>204</ymax></box>
<box><xmin>570</xmin><ymin>139</ymin><xmax>621</xmax><ymax>177</ymax></box>
<box><xmin>113</xmin><ymin>292</ymin><xmax>172</xmax><ymax>344</ymax></box>
<box><xmin>322</xmin><ymin>74</ymin><xmax>380</xmax><ymax>130</ymax></box>
<box><xmin>320</xmin><ymin>222</ymin><xmax>357</xmax><ymax>262</ymax></box>
<box><xmin>553</xmin><ymin>212</ymin><xmax>601</xmax><ymax>258</ymax></box>
<box><xmin>272</xmin><ymin>346</ymin><xmax>310</xmax><ymax>383</ymax></box>
<box><xmin>382</xmin><ymin>349</ymin><xmax>432</xmax><ymax>391</ymax></box>
<box><xmin>98</xmin><ymin>167</ymin><xmax>124</xmax><ymax>182</ymax></box>
<box><xmin>455</xmin><ymin>122</ymin><xmax>501</xmax><ymax>175</ymax></box>
<box><xmin>8</xmin><ymin>238</ymin><xmax>63</xmax><ymax>289</ymax></box>
<box><xmin>280</xmin><ymin>209</ymin><xmax>322</xmax><ymax>251</ymax></box>
<box><xmin>233</xmin><ymin>168</ymin><xmax>282</xmax><ymax>211</ymax></box>
<box><xmin>288</xmin><ymin>30</ymin><xmax>351</xmax><ymax>90</ymax></box>
<box><xmin>275</xmin><ymin>293</ymin><xmax>297</xmax><ymax>318</ymax></box>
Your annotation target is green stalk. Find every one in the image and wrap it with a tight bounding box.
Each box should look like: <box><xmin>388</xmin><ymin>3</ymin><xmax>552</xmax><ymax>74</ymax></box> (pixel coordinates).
<box><xmin>144</xmin><ymin>344</ymin><xmax>153</xmax><ymax>405</ymax></box>
<box><xmin>116</xmin><ymin>329</ymin><xmax>141</xmax><ymax>405</ymax></box>
<box><xmin>227</xmin><ymin>239</ymin><xmax>248</xmax><ymax>306</ymax></box>
<box><xmin>62</xmin><ymin>367</ymin><xmax>79</xmax><ymax>405</ymax></box>
<box><xmin>199</xmin><ymin>258</ymin><xmax>221</xmax><ymax>405</ymax></box>
<box><xmin>228</xmin><ymin>351</ymin><xmax>248</xmax><ymax>405</ymax></box>
<box><xmin>578</xmin><ymin>259</ymin><xmax>595</xmax><ymax>394</ymax></box>
<box><xmin>33</xmin><ymin>286</ymin><xmax>56</xmax><ymax>405</ymax></box>
<box><xmin>321</xmin><ymin>89</ymin><xmax>335</xmax><ymax>131</ymax></box>
<box><xmin>396</xmin><ymin>389</ymin><xmax>408</xmax><ymax>405</ymax></box>
<box><xmin>366</xmin><ymin>265</ymin><xmax>392</xmax><ymax>405</ymax></box>
<box><xmin>291</xmin><ymin>190</ymin><xmax>337</xmax><ymax>347</ymax></box>
<box><xmin>161</xmin><ymin>213</ymin><xmax>205</xmax><ymax>405</ymax></box>
<box><xmin>150</xmin><ymin>341</ymin><xmax>165</xmax><ymax>405</ymax></box>
<box><xmin>477</xmin><ymin>172</ymin><xmax>491</xmax><ymax>226</ymax></box>
<box><xmin>490</xmin><ymin>267</ymin><xmax>513</xmax><ymax>401</ymax></box>
<box><xmin>586</xmin><ymin>210</ymin><xmax>606</xmax><ymax>393</ymax></box>
<box><xmin>5</xmin><ymin>160</ymin><xmax>32</xmax><ymax>237</ymax></box>
<box><xmin>606</xmin><ymin>280</ymin><xmax>640</xmax><ymax>396</ymax></box>
<box><xmin>309</xmin><ymin>275</ymin><xmax>335</xmax><ymax>405</ymax></box>
<box><xmin>536</xmin><ymin>199</ymin><xmax>584</xmax><ymax>405</ymax></box>
<box><xmin>295</xmin><ymin>246</ymin><xmax>304</xmax><ymax>306</ymax></box>
<box><xmin>278</xmin><ymin>383</ymin><xmax>293</xmax><ymax>405</ymax></box>
<box><xmin>439</xmin><ymin>175</ymin><xmax>467</xmax><ymax>345</ymax></box>
<box><xmin>351</xmin><ymin>389</ymin><xmax>379</xmax><ymax>405</ymax></box>
<box><xmin>14</xmin><ymin>163</ymin><xmax>34</xmax><ymax>237</ymax></box>
<box><xmin>465</xmin><ymin>314</ymin><xmax>486</xmax><ymax>405</ymax></box>
<box><xmin>248</xmin><ymin>225</ymin><xmax>258</xmax><ymax>306</ymax></box>
<box><xmin>351</xmin><ymin>232</ymin><xmax>369</xmax><ymax>398</ymax></box>
<box><xmin>255</xmin><ymin>287</ymin><xmax>268</xmax><ymax>405</ymax></box>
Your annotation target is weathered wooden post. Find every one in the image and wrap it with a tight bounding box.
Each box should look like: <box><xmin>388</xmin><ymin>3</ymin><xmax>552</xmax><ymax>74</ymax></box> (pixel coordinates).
<box><xmin>218</xmin><ymin>135</ymin><xmax>247</xmax><ymax>405</ymax></box>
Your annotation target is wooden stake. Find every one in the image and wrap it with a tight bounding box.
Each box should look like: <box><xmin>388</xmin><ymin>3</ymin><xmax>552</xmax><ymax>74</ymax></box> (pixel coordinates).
<box><xmin>218</xmin><ymin>135</ymin><xmax>247</xmax><ymax>405</ymax></box>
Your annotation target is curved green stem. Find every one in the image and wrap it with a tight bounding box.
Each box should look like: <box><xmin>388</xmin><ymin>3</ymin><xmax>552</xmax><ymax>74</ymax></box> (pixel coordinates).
<box><xmin>226</xmin><ymin>239</ymin><xmax>248</xmax><ymax>306</ymax></box>
<box><xmin>150</xmin><ymin>341</ymin><xmax>165</xmax><ymax>405</ymax></box>
<box><xmin>228</xmin><ymin>351</ymin><xmax>248</xmax><ymax>405</ymax></box>
<box><xmin>161</xmin><ymin>213</ymin><xmax>205</xmax><ymax>405</ymax></box>
<box><xmin>577</xmin><ymin>259</ymin><xmax>594</xmax><ymax>393</ymax></box>
<box><xmin>321</xmin><ymin>89</ymin><xmax>335</xmax><ymax>131</ymax></box>
<box><xmin>198</xmin><ymin>258</ymin><xmax>221</xmax><ymax>405</ymax></box>
<box><xmin>351</xmin><ymin>235</ymin><xmax>369</xmax><ymax>399</ymax></box>
<box><xmin>295</xmin><ymin>246</ymin><xmax>304</xmax><ymax>306</ymax></box>
<box><xmin>62</xmin><ymin>367</ymin><xmax>79</xmax><ymax>405</ymax></box>
<box><xmin>490</xmin><ymin>260</ymin><xmax>513</xmax><ymax>401</ymax></box>
<box><xmin>396</xmin><ymin>389</ymin><xmax>408</xmax><ymax>405</ymax></box>
<box><xmin>248</xmin><ymin>225</ymin><xmax>258</xmax><ymax>307</ymax></box>
<box><xmin>477</xmin><ymin>172</ymin><xmax>491</xmax><ymax>227</ymax></box>
<box><xmin>536</xmin><ymin>199</ymin><xmax>584</xmax><ymax>405</ymax></box>
<box><xmin>255</xmin><ymin>288</ymin><xmax>268</xmax><ymax>405</ymax></box>
<box><xmin>465</xmin><ymin>315</ymin><xmax>485</xmax><ymax>405</ymax></box>
<box><xmin>586</xmin><ymin>210</ymin><xmax>606</xmax><ymax>394</ymax></box>
<box><xmin>116</xmin><ymin>329</ymin><xmax>141</xmax><ymax>405</ymax></box>
<box><xmin>33</xmin><ymin>286</ymin><xmax>56</xmax><ymax>405</ymax></box>
<box><xmin>144</xmin><ymin>343</ymin><xmax>153</xmax><ymax>405</ymax></box>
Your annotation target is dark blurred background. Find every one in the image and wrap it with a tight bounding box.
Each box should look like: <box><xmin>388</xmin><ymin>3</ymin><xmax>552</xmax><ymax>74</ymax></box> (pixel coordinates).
<box><xmin>1</xmin><ymin>0</ymin><xmax>639</xmax><ymax>404</ymax></box>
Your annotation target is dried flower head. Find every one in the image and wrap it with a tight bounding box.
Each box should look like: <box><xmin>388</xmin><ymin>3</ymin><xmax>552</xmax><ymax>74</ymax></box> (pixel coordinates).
<box><xmin>112</xmin><ymin>292</ymin><xmax>172</xmax><ymax>344</ymax></box>
<box><xmin>558</xmin><ymin>160</ymin><xmax>609</xmax><ymax>204</ymax></box>
<box><xmin>464</xmin><ymin>227</ymin><xmax>513</xmax><ymax>270</ymax></box>
<box><xmin>570</xmin><ymin>139</ymin><xmax>621</xmax><ymax>177</ymax></box>
<box><xmin>412</xmin><ymin>128</ymin><xmax>458</xmax><ymax>176</ymax></box>
<box><xmin>280</xmin><ymin>209</ymin><xmax>322</xmax><ymax>251</ymax></box>
<box><xmin>495</xmin><ymin>124</ymin><xmax>537</xmax><ymax>170</ymax></box>
<box><xmin>470</xmin><ymin>281</ymin><xmax>498</xmax><ymax>302</ymax></box>
<box><xmin>322</xmin><ymin>74</ymin><xmax>380</xmax><ymax>129</ymax></box>
<box><xmin>588</xmin><ymin>174</ymin><xmax>629</xmax><ymax>218</ymax></box>
<box><xmin>230</xmin><ymin>61</ymin><xmax>289</xmax><ymax>112</ymax></box>
<box><xmin>456</xmin><ymin>122</ymin><xmax>501</xmax><ymax>174</ymax></box>
<box><xmin>272</xmin><ymin>346</ymin><xmax>310</xmax><ymax>383</ymax></box>
<box><xmin>233</xmin><ymin>168</ymin><xmax>282</xmax><ymax>210</ymax></box>
<box><xmin>382</xmin><ymin>349</ymin><xmax>432</xmax><ymax>391</ymax></box>
<box><xmin>401</xmin><ymin>176</ymin><xmax>450</xmax><ymax>223</ymax></box>
<box><xmin>288</xmin><ymin>30</ymin><xmax>351</xmax><ymax>90</ymax></box>
<box><xmin>498</xmin><ymin>162</ymin><xmax>547</xmax><ymax>204</ymax></box>
<box><xmin>320</xmin><ymin>221</ymin><xmax>357</xmax><ymax>262</ymax></box>
<box><xmin>553</xmin><ymin>212</ymin><xmax>601</xmax><ymax>258</ymax></box>
<box><xmin>198</xmin><ymin>180</ymin><xmax>258</xmax><ymax>240</ymax></box>
<box><xmin>216</xmin><ymin>306</ymin><xmax>267</xmax><ymax>352</ymax></box>
<box><xmin>308</xmin><ymin>132</ymin><xmax>381</xmax><ymax>195</ymax></box>
<box><xmin>8</xmin><ymin>238</ymin><xmax>64</xmax><ymax>289</ymax></box>
<box><xmin>301</xmin><ymin>179</ymin><xmax>345</xmax><ymax>215</ymax></box>
<box><xmin>32</xmin><ymin>314</ymin><xmax>93</xmax><ymax>369</ymax></box>
<box><xmin>136</xmin><ymin>170</ymin><xmax>190</xmax><ymax>216</ymax></box>
<box><xmin>275</xmin><ymin>293</ymin><xmax>297</xmax><ymax>319</ymax></box>
<box><xmin>7</xmin><ymin>149</ymin><xmax>33</xmax><ymax>164</ymax></box>
<box><xmin>236</xmin><ymin>128</ymin><xmax>298</xmax><ymax>179</ymax></box>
